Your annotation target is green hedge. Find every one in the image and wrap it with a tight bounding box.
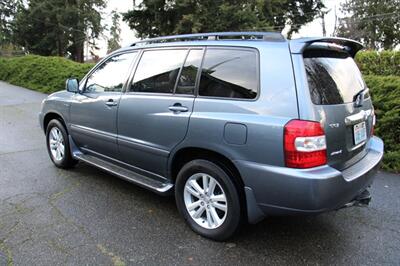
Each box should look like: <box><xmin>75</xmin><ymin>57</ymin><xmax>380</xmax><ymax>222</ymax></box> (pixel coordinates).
<box><xmin>364</xmin><ymin>75</ymin><xmax>400</xmax><ymax>172</ymax></box>
<box><xmin>0</xmin><ymin>55</ymin><xmax>94</xmax><ymax>93</ymax></box>
<box><xmin>357</xmin><ymin>50</ymin><xmax>400</xmax><ymax>172</ymax></box>
<box><xmin>356</xmin><ymin>50</ymin><xmax>400</xmax><ymax>76</ymax></box>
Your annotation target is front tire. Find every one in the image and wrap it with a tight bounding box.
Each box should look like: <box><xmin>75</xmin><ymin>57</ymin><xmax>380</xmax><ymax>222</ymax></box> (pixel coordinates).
<box><xmin>175</xmin><ymin>159</ymin><xmax>242</xmax><ymax>241</ymax></box>
<box><xmin>46</xmin><ymin>119</ymin><xmax>77</xmax><ymax>169</ymax></box>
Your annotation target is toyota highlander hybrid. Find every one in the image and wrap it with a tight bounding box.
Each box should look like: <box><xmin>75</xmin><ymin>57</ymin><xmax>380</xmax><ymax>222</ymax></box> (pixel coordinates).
<box><xmin>39</xmin><ymin>32</ymin><xmax>384</xmax><ymax>240</ymax></box>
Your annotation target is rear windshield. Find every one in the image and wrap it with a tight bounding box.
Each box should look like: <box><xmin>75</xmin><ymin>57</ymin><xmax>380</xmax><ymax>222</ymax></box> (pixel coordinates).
<box><xmin>303</xmin><ymin>50</ymin><xmax>366</xmax><ymax>105</ymax></box>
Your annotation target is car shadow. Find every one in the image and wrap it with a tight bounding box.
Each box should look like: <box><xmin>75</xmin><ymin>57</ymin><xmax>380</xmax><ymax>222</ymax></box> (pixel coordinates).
<box><xmin>69</xmin><ymin>162</ymin><xmax>347</xmax><ymax>263</ymax></box>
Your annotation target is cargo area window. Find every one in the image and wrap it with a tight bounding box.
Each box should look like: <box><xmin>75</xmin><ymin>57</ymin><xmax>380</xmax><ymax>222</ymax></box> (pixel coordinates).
<box><xmin>303</xmin><ymin>50</ymin><xmax>367</xmax><ymax>105</ymax></box>
<box><xmin>199</xmin><ymin>48</ymin><xmax>258</xmax><ymax>99</ymax></box>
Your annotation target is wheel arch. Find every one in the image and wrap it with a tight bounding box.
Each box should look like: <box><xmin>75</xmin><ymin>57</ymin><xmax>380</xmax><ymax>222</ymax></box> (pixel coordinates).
<box><xmin>43</xmin><ymin>112</ymin><xmax>67</xmax><ymax>133</ymax></box>
<box><xmin>170</xmin><ymin>147</ymin><xmax>246</xmax><ymax>194</ymax></box>
<box><xmin>170</xmin><ymin>146</ymin><xmax>248</xmax><ymax>221</ymax></box>
<box><xmin>170</xmin><ymin>147</ymin><xmax>242</xmax><ymax>183</ymax></box>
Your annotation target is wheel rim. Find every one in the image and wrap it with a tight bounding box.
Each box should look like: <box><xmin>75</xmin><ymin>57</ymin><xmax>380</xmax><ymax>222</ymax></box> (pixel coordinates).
<box><xmin>183</xmin><ymin>173</ymin><xmax>228</xmax><ymax>229</ymax></box>
<box><xmin>49</xmin><ymin>127</ymin><xmax>65</xmax><ymax>161</ymax></box>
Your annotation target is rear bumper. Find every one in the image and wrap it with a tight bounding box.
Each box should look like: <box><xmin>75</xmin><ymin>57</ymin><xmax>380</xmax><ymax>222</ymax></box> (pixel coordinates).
<box><xmin>235</xmin><ymin>136</ymin><xmax>384</xmax><ymax>223</ymax></box>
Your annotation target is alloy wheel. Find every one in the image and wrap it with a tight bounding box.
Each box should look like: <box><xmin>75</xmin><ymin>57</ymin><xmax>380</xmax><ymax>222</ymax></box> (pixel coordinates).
<box><xmin>49</xmin><ymin>127</ymin><xmax>65</xmax><ymax>161</ymax></box>
<box><xmin>183</xmin><ymin>173</ymin><xmax>228</xmax><ymax>229</ymax></box>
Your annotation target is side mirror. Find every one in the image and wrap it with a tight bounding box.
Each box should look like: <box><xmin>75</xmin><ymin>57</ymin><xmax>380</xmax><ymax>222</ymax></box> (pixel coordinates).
<box><xmin>66</xmin><ymin>78</ymin><xmax>79</xmax><ymax>93</ymax></box>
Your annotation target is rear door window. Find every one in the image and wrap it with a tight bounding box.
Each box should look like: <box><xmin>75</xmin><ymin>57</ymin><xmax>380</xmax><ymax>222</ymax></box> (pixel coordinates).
<box><xmin>199</xmin><ymin>48</ymin><xmax>258</xmax><ymax>99</ymax></box>
<box><xmin>303</xmin><ymin>50</ymin><xmax>367</xmax><ymax>105</ymax></box>
<box><xmin>176</xmin><ymin>49</ymin><xmax>203</xmax><ymax>95</ymax></box>
<box><xmin>130</xmin><ymin>49</ymin><xmax>188</xmax><ymax>94</ymax></box>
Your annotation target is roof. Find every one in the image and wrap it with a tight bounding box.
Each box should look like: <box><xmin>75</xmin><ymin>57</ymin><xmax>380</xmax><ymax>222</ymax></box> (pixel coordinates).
<box><xmin>116</xmin><ymin>32</ymin><xmax>363</xmax><ymax>57</ymax></box>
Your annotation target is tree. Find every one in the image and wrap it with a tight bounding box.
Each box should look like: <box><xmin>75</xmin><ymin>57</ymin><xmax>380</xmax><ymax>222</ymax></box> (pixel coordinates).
<box><xmin>123</xmin><ymin>0</ymin><xmax>325</xmax><ymax>39</ymax></box>
<box><xmin>12</xmin><ymin>0</ymin><xmax>106</xmax><ymax>62</ymax></box>
<box><xmin>13</xmin><ymin>0</ymin><xmax>68</xmax><ymax>56</ymax></box>
<box><xmin>336</xmin><ymin>0</ymin><xmax>400</xmax><ymax>50</ymax></box>
<box><xmin>64</xmin><ymin>0</ymin><xmax>106</xmax><ymax>62</ymax></box>
<box><xmin>0</xmin><ymin>0</ymin><xmax>22</xmax><ymax>46</ymax></box>
<box><xmin>107</xmin><ymin>10</ymin><xmax>122</xmax><ymax>53</ymax></box>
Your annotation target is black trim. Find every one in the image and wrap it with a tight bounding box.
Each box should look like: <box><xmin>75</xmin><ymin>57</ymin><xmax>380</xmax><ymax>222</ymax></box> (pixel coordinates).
<box><xmin>118</xmin><ymin>136</ymin><xmax>170</xmax><ymax>157</ymax></box>
<box><xmin>70</xmin><ymin>124</ymin><xmax>116</xmax><ymax>143</ymax></box>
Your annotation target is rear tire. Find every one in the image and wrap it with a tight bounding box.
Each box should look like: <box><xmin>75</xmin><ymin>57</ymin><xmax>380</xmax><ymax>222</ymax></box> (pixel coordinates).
<box><xmin>175</xmin><ymin>159</ymin><xmax>242</xmax><ymax>241</ymax></box>
<box><xmin>46</xmin><ymin>119</ymin><xmax>78</xmax><ymax>169</ymax></box>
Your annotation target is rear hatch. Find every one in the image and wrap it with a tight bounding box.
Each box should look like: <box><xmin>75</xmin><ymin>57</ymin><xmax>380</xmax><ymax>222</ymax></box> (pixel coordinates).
<box><xmin>302</xmin><ymin>46</ymin><xmax>375</xmax><ymax>170</ymax></box>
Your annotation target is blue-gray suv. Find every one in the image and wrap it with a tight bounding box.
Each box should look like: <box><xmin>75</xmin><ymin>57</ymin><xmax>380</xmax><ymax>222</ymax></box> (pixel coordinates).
<box><xmin>39</xmin><ymin>32</ymin><xmax>384</xmax><ymax>240</ymax></box>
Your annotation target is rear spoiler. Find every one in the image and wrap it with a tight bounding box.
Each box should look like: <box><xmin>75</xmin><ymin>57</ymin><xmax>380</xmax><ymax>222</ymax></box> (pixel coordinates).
<box><xmin>289</xmin><ymin>37</ymin><xmax>364</xmax><ymax>58</ymax></box>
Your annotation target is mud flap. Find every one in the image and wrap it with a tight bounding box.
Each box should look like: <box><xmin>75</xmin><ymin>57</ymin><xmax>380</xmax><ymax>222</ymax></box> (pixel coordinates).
<box><xmin>244</xmin><ymin>187</ymin><xmax>266</xmax><ymax>224</ymax></box>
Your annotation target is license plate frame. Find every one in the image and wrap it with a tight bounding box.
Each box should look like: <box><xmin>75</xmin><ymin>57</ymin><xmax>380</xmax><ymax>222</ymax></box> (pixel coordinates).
<box><xmin>353</xmin><ymin>121</ymin><xmax>367</xmax><ymax>145</ymax></box>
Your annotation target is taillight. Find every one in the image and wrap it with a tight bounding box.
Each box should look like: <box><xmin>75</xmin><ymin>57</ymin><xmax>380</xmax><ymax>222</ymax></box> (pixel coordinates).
<box><xmin>284</xmin><ymin>120</ymin><xmax>327</xmax><ymax>168</ymax></box>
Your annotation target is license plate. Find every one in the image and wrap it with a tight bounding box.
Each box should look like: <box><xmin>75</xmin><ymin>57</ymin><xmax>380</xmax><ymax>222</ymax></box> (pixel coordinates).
<box><xmin>353</xmin><ymin>121</ymin><xmax>367</xmax><ymax>145</ymax></box>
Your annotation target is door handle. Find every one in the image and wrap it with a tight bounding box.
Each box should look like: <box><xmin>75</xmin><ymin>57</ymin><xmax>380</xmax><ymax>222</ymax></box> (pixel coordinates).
<box><xmin>345</xmin><ymin>109</ymin><xmax>372</xmax><ymax>125</ymax></box>
<box><xmin>105</xmin><ymin>99</ymin><xmax>118</xmax><ymax>107</ymax></box>
<box><xmin>168</xmin><ymin>103</ymin><xmax>188</xmax><ymax>113</ymax></box>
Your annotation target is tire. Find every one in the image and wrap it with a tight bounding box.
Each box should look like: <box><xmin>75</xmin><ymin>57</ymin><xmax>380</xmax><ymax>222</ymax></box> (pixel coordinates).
<box><xmin>46</xmin><ymin>119</ymin><xmax>78</xmax><ymax>169</ymax></box>
<box><xmin>175</xmin><ymin>159</ymin><xmax>242</xmax><ymax>241</ymax></box>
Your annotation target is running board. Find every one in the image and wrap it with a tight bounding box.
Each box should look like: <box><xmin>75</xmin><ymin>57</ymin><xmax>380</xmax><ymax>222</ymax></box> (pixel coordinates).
<box><xmin>74</xmin><ymin>153</ymin><xmax>174</xmax><ymax>195</ymax></box>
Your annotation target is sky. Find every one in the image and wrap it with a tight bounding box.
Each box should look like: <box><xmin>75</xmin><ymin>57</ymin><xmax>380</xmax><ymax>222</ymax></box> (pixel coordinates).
<box><xmin>95</xmin><ymin>0</ymin><xmax>345</xmax><ymax>57</ymax></box>
<box><xmin>292</xmin><ymin>0</ymin><xmax>346</xmax><ymax>38</ymax></box>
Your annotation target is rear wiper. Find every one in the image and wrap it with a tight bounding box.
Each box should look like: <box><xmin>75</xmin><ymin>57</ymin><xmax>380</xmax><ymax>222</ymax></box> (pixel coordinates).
<box><xmin>353</xmin><ymin>88</ymin><xmax>369</xmax><ymax>107</ymax></box>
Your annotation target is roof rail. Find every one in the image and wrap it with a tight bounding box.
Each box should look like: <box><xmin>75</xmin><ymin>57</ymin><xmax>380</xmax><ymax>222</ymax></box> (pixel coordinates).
<box><xmin>131</xmin><ymin>31</ymin><xmax>285</xmax><ymax>46</ymax></box>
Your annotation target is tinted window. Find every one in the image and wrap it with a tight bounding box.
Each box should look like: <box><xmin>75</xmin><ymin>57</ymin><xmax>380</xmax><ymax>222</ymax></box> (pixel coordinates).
<box><xmin>85</xmin><ymin>52</ymin><xmax>136</xmax><ymax>93</ymax></box>
<box><xmin>176</xmin><ymin>49</ymin><xmax>203</xmax><ymax>95</ymax></box>
<box><xmin>304</xmin><ymin>50</ymin><xmax>366</xmax><ymax>105</ymax></box>
<box><xmin>199</xmin><ymin>49</ymin><xmax>258</xmax><ymax>99</ymax></box>
<box><xmin>131</xmin><ymin>49</ymin><xmax>187</xmax><ymax>93</ymax></box>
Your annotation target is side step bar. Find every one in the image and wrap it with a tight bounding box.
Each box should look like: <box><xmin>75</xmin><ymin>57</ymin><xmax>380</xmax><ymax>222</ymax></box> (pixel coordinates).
<box><xmin>74</xmin><ymin>153</ymin><xmax>174</xmax><ymax>195</ymax></box>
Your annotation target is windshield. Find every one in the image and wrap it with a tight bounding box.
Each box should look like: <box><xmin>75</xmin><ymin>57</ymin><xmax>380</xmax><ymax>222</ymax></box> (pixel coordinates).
<box><xmin>303</xmin><ymin>50</ymin><xmax>366</xmax><ymax>105</ymax></box>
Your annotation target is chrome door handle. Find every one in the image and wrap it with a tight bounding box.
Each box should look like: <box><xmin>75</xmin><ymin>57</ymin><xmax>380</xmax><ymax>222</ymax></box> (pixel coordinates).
<box><xmin>105</xmin><ymin>99</ymin><xmax>118</xmax><ymax>107</ymax></box>
<box><xmin>168</xmin><ymin>105</ymin><xmax>188</xmax><ymax>113</ymax></box>
<box><xmin>345</xmin><ymin>109</ymin><xmax>372</xmax><ymax>125</ymax></box>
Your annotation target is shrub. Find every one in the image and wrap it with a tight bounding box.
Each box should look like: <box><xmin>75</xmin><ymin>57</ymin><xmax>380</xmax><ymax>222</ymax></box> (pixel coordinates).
<box><xmin>364</xmin><ymin>75</ymin><xmax>400</xmax><ymax>172</ymax></box>
<box><xmin>0</xmin><ymin>55</ymin><xmax>94</xmax><ymax>93</ymax></box>
<box><xmin>356</xmin><ymin>50</ymin><xmax>400</xmax><ymax>76</ymax></box>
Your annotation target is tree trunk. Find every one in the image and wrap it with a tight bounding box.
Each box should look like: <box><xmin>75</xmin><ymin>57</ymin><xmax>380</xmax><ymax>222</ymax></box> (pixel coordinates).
<box><xmin>75</xmin><ymin>42</ymin><xmax>84</xmax><ymax>62</ymax></box>
<box><xmin>71</xmin><ymin>32</ymin><xmax>85</xmax><ymax>62</ymax></box>
<box><xmin>57</xmin><ymin>36</ymin><xmax>62</xmax><ymax>57</ymax></box>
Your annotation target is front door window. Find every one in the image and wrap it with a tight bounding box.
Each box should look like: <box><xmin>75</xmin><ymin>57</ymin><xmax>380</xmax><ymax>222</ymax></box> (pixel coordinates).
<box><xmin>85</xmin><ymin>52</ymin><xmax>137</xmax><ymax>93</ymax></box>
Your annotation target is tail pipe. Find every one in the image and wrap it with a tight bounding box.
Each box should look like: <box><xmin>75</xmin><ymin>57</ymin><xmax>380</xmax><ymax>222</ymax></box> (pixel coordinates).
<box><xmin>342</xmin><ymin>189</ymin><xmax>372</xmax><ymax>208</ymax></box>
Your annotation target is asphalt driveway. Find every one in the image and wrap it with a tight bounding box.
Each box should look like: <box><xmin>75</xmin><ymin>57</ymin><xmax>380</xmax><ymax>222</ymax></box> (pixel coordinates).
<box><xmin>0</xmin><ymin>81</ymin><xmax>399</xmax><ymax>265</ymax></box>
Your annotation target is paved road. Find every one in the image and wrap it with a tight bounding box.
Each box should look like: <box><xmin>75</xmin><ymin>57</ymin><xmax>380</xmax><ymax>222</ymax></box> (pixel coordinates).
<box><xmin>0</xmin><ymin>81</ymin><xmax>399</xmax><ymax>266</ymax></box>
